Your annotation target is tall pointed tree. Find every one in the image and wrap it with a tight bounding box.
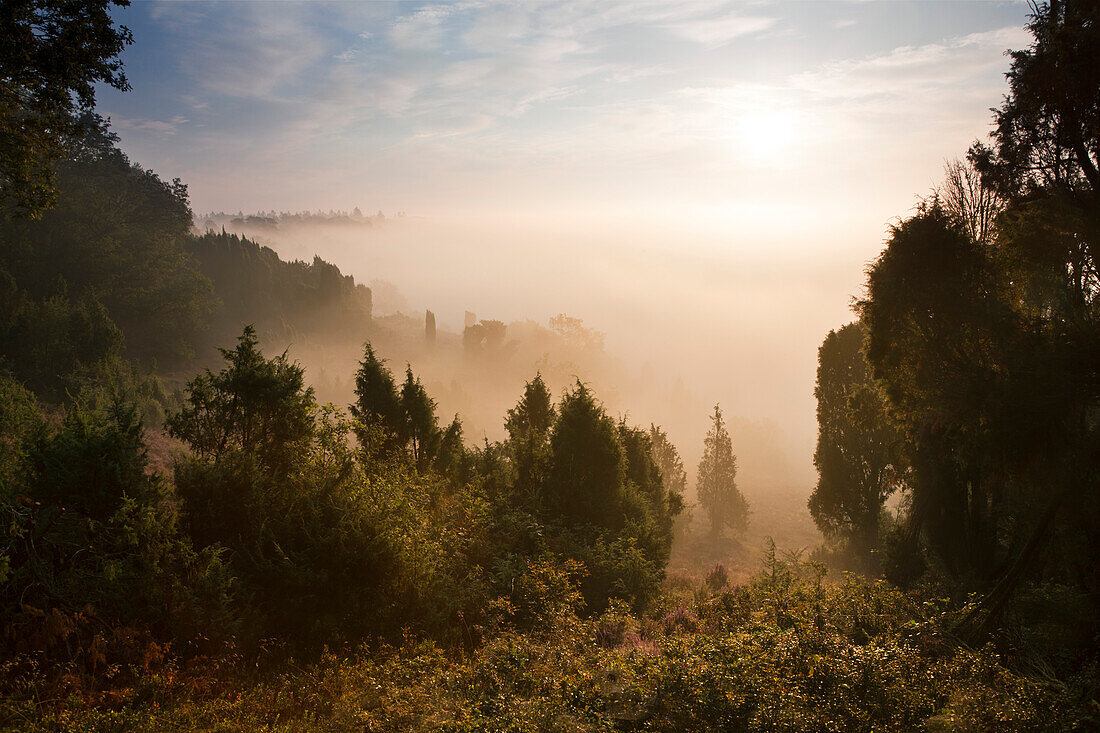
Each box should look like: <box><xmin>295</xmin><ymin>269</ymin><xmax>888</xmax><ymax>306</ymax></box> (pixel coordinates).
<box><xmin>350</xmin><ymin>342</ymin><xmax>404</xmax><ymax>452</ymax></box>
<box><xmin>648</xmin><ymin>424</ymin><xmax>687</xmax><ymax>500</ymax></box>
<box><xmin>505</xmin><ymin>373</ymin><xmax>555</xmax><ymax>505</ymax></box>
<box><xmin>696</xmin><ymin>404</ymin><xmax>748</xmax><ymax>538</ymax></box>
<box><xmin>400</xmin><ymin>366</ymin><xmax>439</xmax><ymax>472</ymax></box>
<box><xmin>424</xmin><ymin>309</ymin><xmax>436</xmax><ymax>348</ymax></box>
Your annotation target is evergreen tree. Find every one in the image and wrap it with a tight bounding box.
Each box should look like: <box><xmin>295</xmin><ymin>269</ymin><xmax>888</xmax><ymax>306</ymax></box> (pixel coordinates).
<box><xmin>648</xmin><ymin>424</ymin><xmax>687</xmax><ymax>499</ymax></box>
<box><xmin>546</xmin><ymin>381</ymin><xmax>624</xmax><ymax>530</ymax></box>
<box><xmin>400</xmin><ymin>366</ymin><xmax>439</xmax><ymax>472</ymax></box>
<box><xmin>505</xmin><ymin>373</ymin><xmax>555</xmax><ymax>505</ymax></box>
<box><xmin>350</xmin><ymin>342</ymin><xmax>405</xmax><ymax>453</ymax></box>
<box><xmin>434</xmin><ymin>415</ymin><xmax>471</xmax><ymax>486</ymax></box>
<box><xmin>696</xmin><ymin>404</ymin><xmax>748</xmax><ymax>538</ymax></box>
<box><xmin>166</xmin><ymin>326</ymin><xmax>315</xmax><ymax>474</ymax></box>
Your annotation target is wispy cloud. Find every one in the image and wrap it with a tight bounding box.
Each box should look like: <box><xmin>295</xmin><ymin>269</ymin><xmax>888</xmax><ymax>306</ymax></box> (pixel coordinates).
<box><xmin>791</xmin><ymin>26</ymin><xmax>1030</xmax><ymax>102</ymax></box>
<box><xmin>668</xmin><ymin>12</ymin><xmax>777</xmax><ymax>46</ymax></box>
<box><xmin>113</xmin><ymin>115</ymin><xmax>188</xmax><ymax>136</ymax></box>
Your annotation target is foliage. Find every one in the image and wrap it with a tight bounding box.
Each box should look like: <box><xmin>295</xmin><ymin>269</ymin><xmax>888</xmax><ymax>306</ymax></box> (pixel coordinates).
<box><xmin>504</xmin><ymin>372</ymin><xmax>555</xmax><ymax>505</ymax></box>
<box><xmin>648</xmin><ymin>423</ymin><xmax>687</xmax><ymax>501</ymax></box>
<box><xmin>970</xmin><ymin>0</ymin><xmax>1100</xmax><ymax>202</ymax></box>
<box><xmin>349</xmin><ymin>342</ymin><xmax>405</xmax><ymax>454</ymax></box>
<box><xmin>545</xmin><ymin>381</ymin><xmax>625</xmax><ymax>531</ymax></box>
<box><xmin>0</xmin><ymin>375</ymin><xmax>231</xmax><ymax>694</ymax></box>
<box><xmin>7</xmin><ymin>552</ymin><xmax>1095</xmax><ymax>732</ymax></box>
<box><xmin>0</xmin><ymin>1</ymin><xmax>132</xmax><ymax>217</ymax></box>
<box><xmin>167</xmin><ymin>326</ymin><xmax>315</xmax><ymax>474</ymax></box>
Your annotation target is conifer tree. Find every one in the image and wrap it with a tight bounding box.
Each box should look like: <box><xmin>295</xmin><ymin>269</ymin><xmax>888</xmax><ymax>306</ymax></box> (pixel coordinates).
<box><xmin>648</xmin><ymin>424</ymin><xmax>687</xmax><ymax>499</ymax></box>
<box><xmin>546</xmin><ymin>381</ymin><xmax>624</xmax><ymax>529</ymax></box>
<box><xmin>400</xmin><ymin>366</ymin><xmax>439</xmax><ymax>471</ymax></box>
<box><xmin>696</xmin><ymin>404</ymin><xmax>748</xmax><ymax>538</ymax></box>
<box><xmin>350</xmin><ymin>342</ymin><xmax>404</xmax><ymax>452</ymax></box>
<box><xmin>505</xmin><ymin>373</ymin><xmax>556</xmax><ymax>505</ymax></box>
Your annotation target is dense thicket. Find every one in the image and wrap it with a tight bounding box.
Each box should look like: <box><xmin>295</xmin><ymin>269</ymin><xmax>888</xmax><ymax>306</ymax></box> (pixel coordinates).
<box><xmin>0</xmin><ymin>329</ymin><xmax>685</xmax><ymax>692</ymax></box>
<box><xmin>0</xmin><ymin>123</ymin><xmax>211</xmax><ymax>396</ymax></box>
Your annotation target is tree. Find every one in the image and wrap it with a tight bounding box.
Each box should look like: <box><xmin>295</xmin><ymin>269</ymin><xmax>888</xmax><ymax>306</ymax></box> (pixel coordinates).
<box><xmin>969</xmin><ymin>0</ymin><xmax>1100</xmax><ymax>206</ymax></box>
<box><xmin>1</xmin><ymin>1</ymin><xmax>133</xmax><ymax>217</ymax></box>
<box><xmin>400</xmin><ymin>365</ymin><xmax>439</xmax><ymax>472</ymax></box>
<box><xmin>859</xmin><ymin>206</ymin><xmax>1013</xmax><ymax>577</ymax></box>
<box><xmin>0</xmin><ymin>122</ymin><xmax>213</xmax><ymax>370</ymax></box>
<box><xmin>425</xmin><ymin>309</ymin><xmax>436</xmax><ymax>348</ymax></box>
<box><xmin>505</xmin><ymin>372</ymin><xmax>555</xmax><ymax>504</ymax></box>
<box><xmin>808</xmin><ymin>322</ymin><xmax>904</xmax><ymax>565</ymax></box>
<box><xmin>696</xmin><ymin>404</ymin><xmax>748</xmax><ymax>538</ymax></box>
<box><xmin>618</xmin><ymin>421</ymin><xmax>681</xmax><ymax>564</ymax></box>
<box><xmin>545</xmin><ymin>381</ymin><xmax>624</xmax><ymax>529</ymax></box>
<box><xmin>434</xmin><ymin>414</ymin><xmax>470</xmax><ymax>485</ymax></box>
<box><xmin>166</xmin><ymin>326</ymin><xmax>315</xmax><ymax>473</ymax></box>
<box><xmin>939</xmin><ymin>158</ymin><xmax>1004</xmax><ymax>245</ymax></box>
<box><xmin>350</xmin><ymin>342</ymin><xmax>405</xmax><ymax>453</ymax></box>
<box><xmin>648</xmin><ymin>424</ymin><xmax>687</xmax><ymax>500</ymax></box>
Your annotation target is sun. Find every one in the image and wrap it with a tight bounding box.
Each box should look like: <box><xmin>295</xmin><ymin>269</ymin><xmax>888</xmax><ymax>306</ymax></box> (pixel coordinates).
<box><xmin>735</xmin><ymin>109</ymin><xmax>799</xmax><ymax>162</ymax></box>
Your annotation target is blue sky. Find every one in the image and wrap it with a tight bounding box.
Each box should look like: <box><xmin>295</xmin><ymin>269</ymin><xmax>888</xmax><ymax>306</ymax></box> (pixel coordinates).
<box><xmin>98</xmin><ymin>1</ymin><xmax>1031</xmax><ymax>219</ymax></box>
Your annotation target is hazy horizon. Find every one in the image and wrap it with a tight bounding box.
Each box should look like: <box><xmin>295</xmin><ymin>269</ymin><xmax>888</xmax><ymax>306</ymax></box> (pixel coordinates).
<box><xmin>94</xmin><ymin>0</ymin><xmax>1036</xmax><ymax>491</ymax></box>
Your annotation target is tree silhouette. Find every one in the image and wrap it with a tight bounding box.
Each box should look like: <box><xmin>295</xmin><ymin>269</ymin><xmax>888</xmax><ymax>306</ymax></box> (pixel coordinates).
<box><xmin>546</xmin><ymin>381</ymin><xmax>624</xmax><ymax>530</ymax></box>
<box><xmin>425</xmin><ymin>309</ymin><xmax>436</xmax><ymax>348</ymax></box>
<box><xmin>970</xmin><ymin>0</ymin><xmax>1100</xmax><ymax>203</ymax></box>
<box><xmin>400</xmin><ymin>365</ymin><xmax>439</xmax><ymax>472</ymax></box>
<box><xmin>808</xmin><ymin>322</ymin><xmax>903</xmax><ymax>566</ymax></box>
<box><xmin>167</xmin><ymin>326</ymin><xmax>315</xmax><ymax>473</ymax></box>
<box><xmin>648</xmin><ymin>424</ymin><xmax>687</xmax><ymax>500</ymax></box>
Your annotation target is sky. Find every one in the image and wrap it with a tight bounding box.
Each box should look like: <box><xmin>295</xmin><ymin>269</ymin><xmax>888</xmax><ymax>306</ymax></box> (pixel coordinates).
<box><xmin>95</xmin><ymin>0</ymin><xmax>1035</xmax><ymax>483</ymax></box>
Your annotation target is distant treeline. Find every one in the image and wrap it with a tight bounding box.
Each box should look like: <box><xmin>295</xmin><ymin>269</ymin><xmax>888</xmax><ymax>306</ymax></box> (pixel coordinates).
<box><xmin>198</xmin><ymin>208</ymin><xmax>404</xmax><ymax>232</ymax></box>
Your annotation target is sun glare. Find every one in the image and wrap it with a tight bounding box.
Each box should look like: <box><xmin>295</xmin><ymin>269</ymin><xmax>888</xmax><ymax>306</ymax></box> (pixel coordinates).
<box><xmin>736</xmin><ymin>109</ymin><xmax>799</xmax><ymax>162</ymax></box>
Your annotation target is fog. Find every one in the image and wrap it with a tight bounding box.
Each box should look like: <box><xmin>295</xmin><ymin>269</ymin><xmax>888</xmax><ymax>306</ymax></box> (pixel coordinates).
<box><xmin>208</xmin><ymin>211</ymin><xmax>881</xmax><ymax>511</ymax></box>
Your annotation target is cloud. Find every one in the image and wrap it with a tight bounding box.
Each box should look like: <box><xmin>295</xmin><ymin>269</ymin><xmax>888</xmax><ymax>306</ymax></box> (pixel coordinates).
<box><xmin>120</xmin><ymin>0</ymin><xmax>1030</xmax><ymax>221</ymax></box>
<box><xmin>791</xmin><ymin>26</ymin><xmax>1031</xmax><ymax>102</ymax></box>
<box><xmin>113</xmin><ymin>115</ymin><xmax>189</xmax><ymax>136</ymax></box>
<box><xmin>668</xmin><ymin>12</ymin><xmax>777</xmax><ymax>46</ymax></box>
<box><xmin>390</xmin><ymin>4</ymin><xmax>457</xmax><ymax>50</ymax></box>
<box><xmin>160</xmin><ymin>3</ymin><xmax>332</xmax><ymax>100</ymax></box>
